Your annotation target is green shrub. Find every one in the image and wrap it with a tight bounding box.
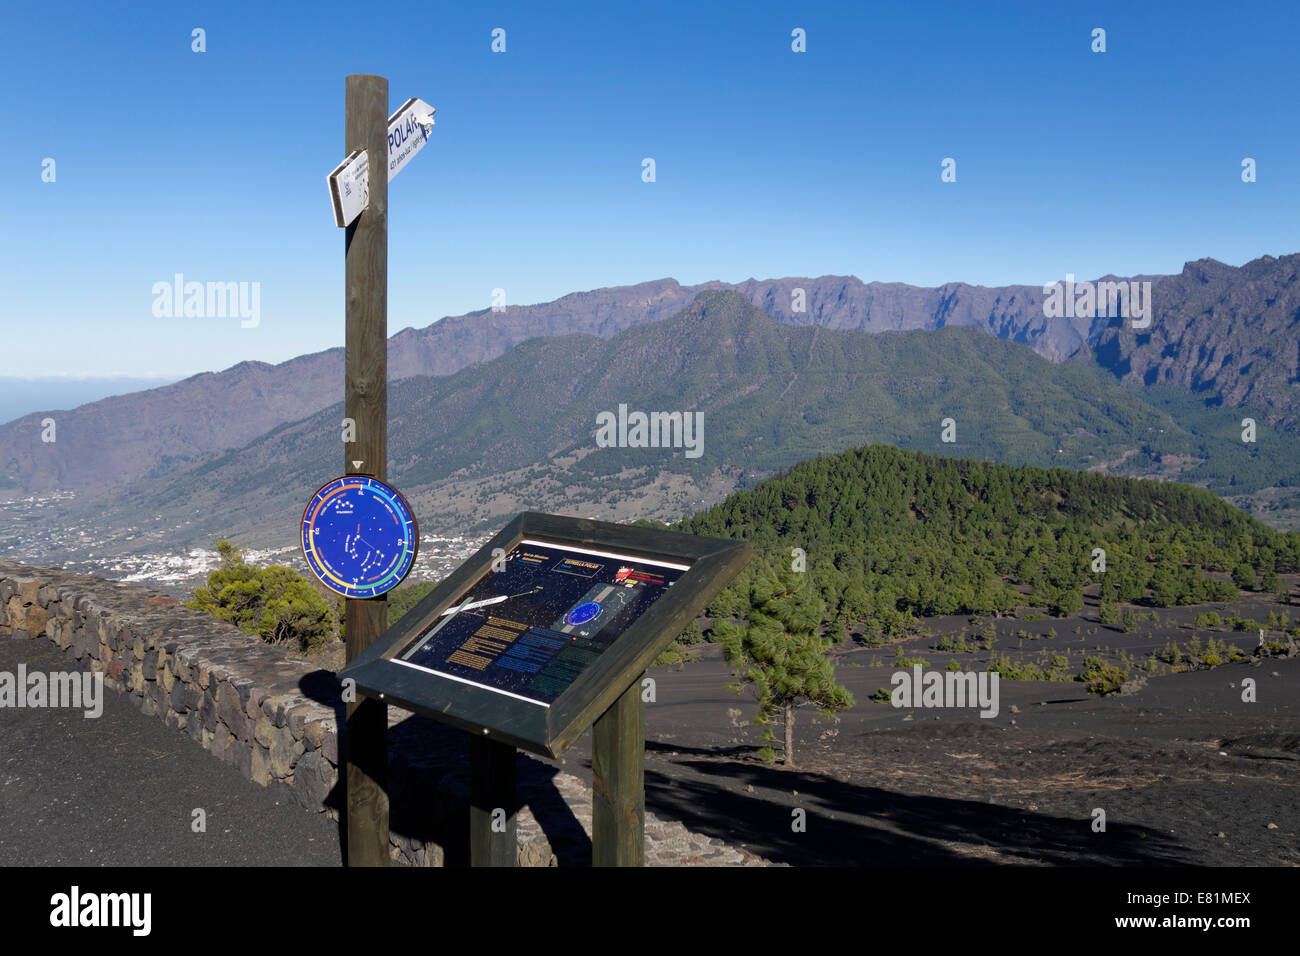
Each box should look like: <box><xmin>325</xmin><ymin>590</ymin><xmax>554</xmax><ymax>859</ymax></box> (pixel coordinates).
<box><xmin>934</xmin><ymin>634</ymin><xmax>973</xmax><ymax>653</ymax></box>
<box><xmin>1079</xmin><ymin>656</ymin><xmax>1130</xmax><ymax>695</ymax></box>
<box><xmin>1099</xmin><ymin>601</ymin><xmax>1121</xmax><ymax>627</ymax></box>
<box><xmin>1043</xmin><ymin>654</ymin><xmax>1072</xmax><ymax>680</ymax></box>
<box><xmin>387</xmin><ymin>581</ymin><xmax>438</xmax><ymax>624</ymax></box>
<box><xmin>988</xmin><ymin>655</ymin><xmax>1033</xmax><ymax>680</ymax></box>
<box><xmin>652</xmin><ymin>643</ymin><xmax>696</xmax><ymax>667</ymax></box>
<box><xmin>187</xmin><ymin>540</ymin><xmax>335</xmax><ymax>654</ymax></box>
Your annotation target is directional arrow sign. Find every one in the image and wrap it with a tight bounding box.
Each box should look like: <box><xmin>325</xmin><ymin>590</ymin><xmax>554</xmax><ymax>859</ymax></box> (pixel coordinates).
<box><xmin>326</xmin><ymin>97</ymin><xmax>435</xmax><ymax>228</ymax></box>
<box><xmin>327</xmin><ymin>148</ymin><xmax>370</xmax><ymax>228</ymax></box>
<box><xmin>385</xmin><ymin>97</ymin><xmax>435</xmax><ymax>181</ymax></box>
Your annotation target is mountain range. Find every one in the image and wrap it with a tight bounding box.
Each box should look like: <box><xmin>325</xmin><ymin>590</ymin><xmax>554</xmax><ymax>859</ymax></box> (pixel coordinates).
<box><xmin>2</xmin><ymin>253</ymin><xmax>1299</xmax><ymax>566</ymax></box>
<box><xmin>6</xmin><ymin>252</ymin><xmax>1298</xmax><ymax>499</ymax></box>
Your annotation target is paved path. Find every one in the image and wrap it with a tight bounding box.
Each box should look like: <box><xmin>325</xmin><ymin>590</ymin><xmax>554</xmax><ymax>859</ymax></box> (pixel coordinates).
<box><xmin>0</xmin><ymin>636</ymin><xmax>341</xmax><ymax>866</ymax></box>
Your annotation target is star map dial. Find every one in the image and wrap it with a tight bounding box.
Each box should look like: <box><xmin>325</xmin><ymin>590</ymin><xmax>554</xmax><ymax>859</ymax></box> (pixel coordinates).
<box><xmin>300</xmin><ymin>476</ymin><xmax>419</xmax><ymax>599</ymax></box>
<box><xmin>564</xmin><ymin>601</ymin><xmax>603</xmax><ymax>627</ymax></box>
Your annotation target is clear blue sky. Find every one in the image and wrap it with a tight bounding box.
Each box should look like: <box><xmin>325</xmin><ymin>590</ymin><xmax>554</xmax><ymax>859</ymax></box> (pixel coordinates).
<box><xmin>3</xmin><ymin>0</ymin><xmax>1296</xmax><ymax>379</ymax></box>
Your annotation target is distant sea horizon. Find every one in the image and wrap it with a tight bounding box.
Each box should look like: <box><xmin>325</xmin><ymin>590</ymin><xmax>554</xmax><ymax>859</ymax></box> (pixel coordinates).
<box><xmin>0</xmin><ymin>376</ymin><xmax>178</xmax><ymax>425</ymax></box>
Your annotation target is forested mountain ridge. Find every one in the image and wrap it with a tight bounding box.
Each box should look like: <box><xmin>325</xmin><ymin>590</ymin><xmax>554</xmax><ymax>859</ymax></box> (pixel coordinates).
<box><xmin>679</xmin><ymin>444</ymin><xmax>1300</xmax><ymax>641</ymax></box>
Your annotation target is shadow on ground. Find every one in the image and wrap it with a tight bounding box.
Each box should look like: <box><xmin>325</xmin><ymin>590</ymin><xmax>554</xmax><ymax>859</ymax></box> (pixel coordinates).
<box><xmin>643</xmin><ymin>741</ymin><xmax>1192</xmax><ymax>866</ymax></box>
<box><xmin>300</xmin><ymin>670</ymin><xmax>591</xmax><ymax>865</ymax></box>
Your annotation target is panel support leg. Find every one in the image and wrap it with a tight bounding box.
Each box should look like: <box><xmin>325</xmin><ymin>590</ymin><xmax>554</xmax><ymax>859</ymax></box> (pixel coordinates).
<box><xmin>470</xmin><ymin>734</ymin><xmax>518</xmax><ymax>866</ymax></box>
<box><xmin>592</xmin><ymin>676</ymin><xmax>645</xmax><ymax>867</ymax></box>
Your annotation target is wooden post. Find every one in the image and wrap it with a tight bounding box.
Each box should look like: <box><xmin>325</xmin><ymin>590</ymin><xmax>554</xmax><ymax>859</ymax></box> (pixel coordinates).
<box><xmin>591</xmin><ymin>675</ymin><xmax>645</xmax><ymax>866</ymax></box>
<box><xmin>469</xmin><ymin>736</ymin><xmax>518</xmax><ymax>866</ymax></box>
<box><xmin>342</xmin><ymin>73</ymin><xmax>390</xmax><ymax>868</ymax></box>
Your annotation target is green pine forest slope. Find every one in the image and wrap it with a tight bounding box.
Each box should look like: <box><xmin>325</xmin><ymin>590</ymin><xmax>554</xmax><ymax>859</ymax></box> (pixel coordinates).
<box><xmin>674</xmin><ymin>444</ymin><xmax>1300</xmax><ymax>643</ymax></box>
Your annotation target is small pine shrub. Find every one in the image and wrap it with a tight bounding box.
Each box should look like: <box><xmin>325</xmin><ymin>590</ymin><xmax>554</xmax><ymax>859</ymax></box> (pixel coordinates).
<box><xmin>1079</xmin><ymin>656</ymin><xmax>1130</xmax><ymax>695</ymax></box>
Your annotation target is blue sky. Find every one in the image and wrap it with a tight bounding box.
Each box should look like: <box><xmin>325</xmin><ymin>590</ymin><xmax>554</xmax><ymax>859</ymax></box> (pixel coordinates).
<box><xmin>3</xmin><ymin>0</ymin><xmax>1296</xmax><ymax>379</ymax></box>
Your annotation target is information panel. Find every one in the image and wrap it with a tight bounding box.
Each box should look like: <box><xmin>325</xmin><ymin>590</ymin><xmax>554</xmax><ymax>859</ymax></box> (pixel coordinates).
<box><xmin>339</xmin><ymin>511</ymin><xmax>751</xmax><ymax>757</ymax></box>
<box><xmin>394</xmin><ymin>541</ymin><xmax>687</xmax><ymax>706</ymax></box>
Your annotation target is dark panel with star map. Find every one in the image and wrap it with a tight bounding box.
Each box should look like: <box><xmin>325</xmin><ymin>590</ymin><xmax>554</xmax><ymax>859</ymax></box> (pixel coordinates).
<box><xmin>339</xmin><ymin>512</ymin><xmax>751</xmax><ymax>757</ymax></box>
<box><xmin>395</xmin><ymin>541</ymin><xmax>686</xmax><ymax>705</ymax></box>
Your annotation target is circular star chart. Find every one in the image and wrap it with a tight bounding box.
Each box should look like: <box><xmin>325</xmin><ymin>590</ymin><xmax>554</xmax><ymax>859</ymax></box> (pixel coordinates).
<box><xmin>300</xmin><ymin>475</ymin><xmax>419</xmax><ymax>599</ymax></box>
<box><xmin>565</xmin><ymin>601</ymin><xmax>603</xmax><ymax>627</ymax></box>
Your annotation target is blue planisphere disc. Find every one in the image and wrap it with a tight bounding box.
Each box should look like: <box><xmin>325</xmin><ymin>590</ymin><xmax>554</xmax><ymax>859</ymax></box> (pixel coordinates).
<box><xmin>300</xmin><ymin>475</ymin><xmax>419</xmax><ymax>599</ymax></box>
<box><xmin>564</xmin><ymin>601</ymin><xmax>603</xmax><ymax>627</ymax></box>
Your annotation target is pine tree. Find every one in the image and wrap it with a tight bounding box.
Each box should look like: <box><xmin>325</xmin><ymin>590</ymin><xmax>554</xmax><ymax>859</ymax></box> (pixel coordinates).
<box><xmin>216</xmin><ymin>539</ymin><xmax>244</xmax><ymax>569</ymax></box>
<box><xmin>715</xmin><ymin>568</ymin><xmax>854</xmax><ymax>767</ymax></box>
<box><xmin>188</xmin><ymin>540</ymin><xmax>334</xmax><ymax>653</ymax></box>
<box><xmin>1098</xmin><ymin>597</ymin><xmax>1121</xmax><ymax>628</ymax></box>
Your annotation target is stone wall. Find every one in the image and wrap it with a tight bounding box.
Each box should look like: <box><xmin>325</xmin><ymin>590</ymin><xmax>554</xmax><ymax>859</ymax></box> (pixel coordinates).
<box><xmin>0</xmin><ymin>559</ymin><xmax>584</xmax><ymax>866</ymax></box>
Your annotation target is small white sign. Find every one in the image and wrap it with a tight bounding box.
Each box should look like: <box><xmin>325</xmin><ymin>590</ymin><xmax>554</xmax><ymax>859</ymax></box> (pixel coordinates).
<box><xmin>327</xmin><ymin>148</ymin><xmax>369</xmax><ymax>228</ymax></box>
<box><xmin>386</xmin><ymin>97</ymin><xmax>435</xmax><ymax>182</ymax></box>
<box><xmin>327</xmin><ymin>96</ymin><xmax>434</xmax><ymax>227</ymax></box>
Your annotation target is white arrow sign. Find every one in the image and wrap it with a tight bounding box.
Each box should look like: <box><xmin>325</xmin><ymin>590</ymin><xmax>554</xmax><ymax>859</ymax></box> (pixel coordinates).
<box><xmin>326</xmin><ymin>97</ymin><xmax>435</xmax><ymax>228</ymax></box>
<box><xmin>327</xmin><ymin>148</ymin><xmax>370</xmax><ymax>228</ymax></box>
<box><xmin>385</xmin><ymin>97</ymin><xmax>435</xmax><ymax>182</ymax></box>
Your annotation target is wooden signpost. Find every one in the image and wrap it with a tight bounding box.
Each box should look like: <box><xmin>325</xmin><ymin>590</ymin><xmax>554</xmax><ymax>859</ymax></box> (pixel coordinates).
<box><xmin>329</xmin><ymin>75</ymin><xmax>436</xmax><ymax>867</ymax></box>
